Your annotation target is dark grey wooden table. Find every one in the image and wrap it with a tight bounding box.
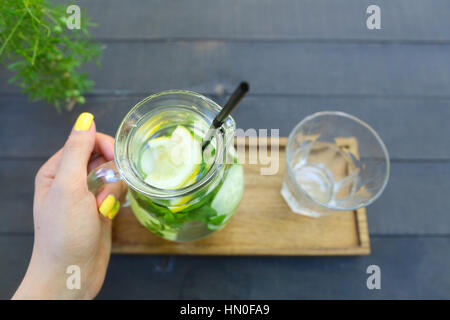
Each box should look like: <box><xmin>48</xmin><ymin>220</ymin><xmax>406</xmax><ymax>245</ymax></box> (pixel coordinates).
<box><xmin>1</xmin><ymin>0</ymin><xmax>450</xmax><ymax>299</ymax></box>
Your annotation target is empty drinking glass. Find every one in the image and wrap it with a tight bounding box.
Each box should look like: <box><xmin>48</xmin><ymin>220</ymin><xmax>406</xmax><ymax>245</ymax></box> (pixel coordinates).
<box><xmin>281</xmin><ymin>111</ymin><xmax>389</xmax><ymax>217</ymax></box>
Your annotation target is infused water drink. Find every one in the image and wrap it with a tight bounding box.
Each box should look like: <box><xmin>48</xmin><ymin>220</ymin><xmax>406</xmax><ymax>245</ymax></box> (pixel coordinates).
<box><xmin>127</xmin><ymin>107</ymin><xmax>244</xmax><ymax>241</ymax></box>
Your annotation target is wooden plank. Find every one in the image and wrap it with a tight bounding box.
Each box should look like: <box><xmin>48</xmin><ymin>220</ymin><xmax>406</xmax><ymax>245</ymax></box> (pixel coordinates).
<box><xmin>1</xmin><ymin>235</ymin><xmax>449</xmax><ymax>299</ymax></box>
<box><xmin>70</xmin><ymin>0</ymin><xmax>450</xmax><ymax>42</ymax></box>
<box><xmin>112</xmin><ymin>209</ymin><xmax>368</xmax><ymax>256</ymax></box>
<box><xmin>1</xmin><ymin>95</ymin><xmax>450</xmax><ymax>160</ymax></box>
<box><xmin>2</xmin><ymin>42</ymin><xmax>450</xmax><ymax>96</ymax></box>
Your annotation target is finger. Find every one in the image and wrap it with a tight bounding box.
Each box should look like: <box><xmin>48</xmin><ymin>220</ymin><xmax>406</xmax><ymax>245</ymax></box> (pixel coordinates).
<box><xmin>56</xmin><ymin>113</ymin><xmax>96</xmax><ymax>183</ymax></box>
<box><xmin>99</xmin><ymin>216</ymin><xmax>113</xmax><ymax>253</ymax></box>
<box><xmin>93</xmin><ymin>132</ymin><xmax>115</xmax><ymax>162</ymax></box>
<box><xmin>87</xmin><ymin>132</ymin><xmax>115</xmax><ymax>173</ymax></box>
<box><xmin>96</xmin><ymin>181</ymin><xmax>124</xmax><ymax>220</ymax></box>
<box><xmin>88</xmin><ymin>143</ymin><xmax>127</xmax><ymax>220</ymax></box>
<box><xmin>88</xmin><ymin>154</ymin><xmax>108</xmax><ymax>173</ymax></box>
<box><xmin>34</xmin><ymin>148</ymin><xmax>63</xmax><ymax>204</ymax></box>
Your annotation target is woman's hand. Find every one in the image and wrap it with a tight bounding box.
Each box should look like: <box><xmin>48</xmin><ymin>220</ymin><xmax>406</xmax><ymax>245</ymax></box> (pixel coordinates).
<box><xmin>13</xmin><ymin>113</ymin><xmax>124</xmax><ymax>300</ymax></box>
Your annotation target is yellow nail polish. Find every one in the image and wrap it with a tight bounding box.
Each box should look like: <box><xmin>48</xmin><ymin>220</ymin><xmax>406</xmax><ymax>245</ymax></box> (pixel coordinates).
<box><xmin>99</xmin><ymin>195</ymin><xmax>115</xmax><ymax>217</ymax></box>
<box><xmin>74</xmin><ymin>112</ymin><xmax>94</xmax><ymax>131</ymax></box>
<box><xmin>108</xmin><ymin>201</ymin><xmax>120</xmax><ymax>220</ymax></box>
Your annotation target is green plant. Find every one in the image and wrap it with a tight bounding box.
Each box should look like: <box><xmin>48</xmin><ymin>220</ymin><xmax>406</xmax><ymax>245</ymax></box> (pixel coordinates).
<box><xmin>0</xmin><ymin>0</ymin><xmax>102</xmax><ymax>111</ymax></box>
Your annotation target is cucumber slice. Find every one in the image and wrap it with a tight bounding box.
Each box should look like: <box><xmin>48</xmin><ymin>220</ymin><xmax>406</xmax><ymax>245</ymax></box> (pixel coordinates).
<box><xmin>211</xmin><ymin>164</ymin><xmax>244</xmax><ymax>217</ymax></box>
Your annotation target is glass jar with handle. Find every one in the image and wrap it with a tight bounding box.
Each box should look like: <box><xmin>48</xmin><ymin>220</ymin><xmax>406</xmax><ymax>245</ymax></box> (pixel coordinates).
<box><xmin>87</xmin><ymin>90</ymin><xmax>244</xmax><ymax>241</ymax></box>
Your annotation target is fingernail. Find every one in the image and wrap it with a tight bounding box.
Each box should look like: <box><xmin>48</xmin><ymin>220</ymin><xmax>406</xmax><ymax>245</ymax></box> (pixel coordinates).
<box><xmin>108</xmin><ymin>201</ymin><xmax>120</xmax><ymax>220</ymax></box>
<box><xmin>99</xmin><ymin>195</ymin><xmax>115</xmax><ymax>217</ymax></box>
<box><xmin>74</xmin><ymin>112</ymin><xmax>94</xmax><ymax>131</ymax></box>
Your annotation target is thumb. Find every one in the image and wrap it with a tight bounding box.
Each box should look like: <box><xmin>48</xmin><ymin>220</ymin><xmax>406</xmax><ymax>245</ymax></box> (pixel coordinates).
<box><xmin>56</xmin><ymin>112</ymin><xmax>96</xmax><ymax>182</ymax></box>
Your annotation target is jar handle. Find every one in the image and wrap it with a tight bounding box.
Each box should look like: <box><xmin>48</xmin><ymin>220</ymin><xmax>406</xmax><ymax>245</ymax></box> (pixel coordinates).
<box><xmin>87</xmin><ymin>161</ymin><xmax>129</xmax><ymax>206</ymax></box>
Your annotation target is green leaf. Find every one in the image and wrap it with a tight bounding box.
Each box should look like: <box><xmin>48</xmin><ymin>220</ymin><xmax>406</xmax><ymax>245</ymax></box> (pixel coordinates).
<box><xmin>187</xmin><ymin>205</ymin><xmax>218</xmax><ymax>222</ymax></box>
<box><xmin>208</xmin><ymin>214</ymin><xmax>227</xmax><ymax>226</ymax></box>
<box><xmin>0</xmin><ymin>0</ymin><xmax>102</xmax><ymax>111</ymax></box>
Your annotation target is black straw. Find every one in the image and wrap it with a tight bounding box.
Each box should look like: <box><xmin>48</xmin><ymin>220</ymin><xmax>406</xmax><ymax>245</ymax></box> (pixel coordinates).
<box><xmin>202</xmin><ymin>82</ymin><xmax>249</xmax><ymax>150</ymax></box>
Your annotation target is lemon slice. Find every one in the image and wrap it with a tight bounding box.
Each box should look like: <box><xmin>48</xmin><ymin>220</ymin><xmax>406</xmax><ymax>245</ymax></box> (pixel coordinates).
<box><xmin>141</xmin><ymin>126</ymin><xmax>201</xmax><ymax>190</ymax></box>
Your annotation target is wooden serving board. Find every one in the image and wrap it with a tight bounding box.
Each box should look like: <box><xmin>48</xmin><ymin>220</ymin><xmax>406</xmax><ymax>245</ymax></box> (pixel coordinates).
<box><xmin>112</xmin><ymin>137</ymin><xmax>370</xmax><ymax>256</ymax></box>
